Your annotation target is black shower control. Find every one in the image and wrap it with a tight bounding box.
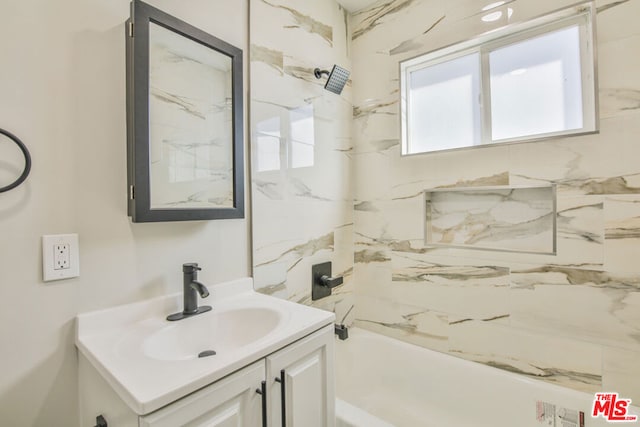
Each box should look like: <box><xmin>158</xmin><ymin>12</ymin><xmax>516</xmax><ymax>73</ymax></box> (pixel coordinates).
<box><xmin>320</xmin><ymin>274</ymin><xmax>343</xmax><ymax>288</ymax></box>
<box><xmin>312</xmin><ymin>262</ymin><xmax>343</xmax><ymax>300</ymax></box>
<box><xmin>94</xmin><ymin>415</ymin><xmax>107</xmax><ymax>427</ymax></box>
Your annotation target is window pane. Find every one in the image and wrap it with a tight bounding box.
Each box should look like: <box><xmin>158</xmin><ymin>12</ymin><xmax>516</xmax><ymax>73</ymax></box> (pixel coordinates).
<box><xmin>408</xmin><ymin>53</ymin><xmax>481</xmax><ymax>153</ymax></box>
<box><xmin>489</xmin><ymin>25</ymin><xmax>583</xmax><ymax>141</ymax></box>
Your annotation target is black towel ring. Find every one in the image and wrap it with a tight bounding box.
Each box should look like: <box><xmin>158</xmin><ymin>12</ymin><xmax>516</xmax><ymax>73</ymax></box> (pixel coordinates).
<box><xmin>0</xmin><ymin>128</ymin><xmax>31</xmax><ymax>193</ymax></box>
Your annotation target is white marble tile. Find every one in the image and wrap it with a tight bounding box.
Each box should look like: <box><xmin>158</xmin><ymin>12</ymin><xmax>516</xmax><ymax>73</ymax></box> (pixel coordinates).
<box><xmin>259</xmin><ymin>228</ymin><xmax>353</xmax><ymax>306</ymax></box>
<box><xmin>410</xmin><ymin>146</ymin><xmax>510</xmax><ymax>190</ymax></box>
<box><xmin>347</xmin><ymin>0</ymin><xmax>640</xmax><ymax>399</ymax></box>
<box><xmin>251</xmin><ymin>67</ymin><xmax>324</xmax><ymax>115</ymax></box>
<box><xmin>252</xmin><ymin>0</ymin><xmax>640</xmax><ymax>400</ymax></box>
<box><xmin>354</xmin><ymin>196</ymin><xmax>425</xmax><ymax>243</ymax></box>
<box><xmin>352</xmin><ymin>101</ymin><xmax>399</xmax><ymax>145</ymax></box>
<box><xmin>354</xmin><ymin>294</ymin><xmax>449</xmax><ymax>352</ymax></box>
<box><xmin>353</xmin><ymin>255</ymin><xmax>392</xmax><ymax>289</ymax></box>
<box><xmin>250</xmin><ymin>0</ymin><xmax>352</xmax><ymax>106</ymax></box>
<box><xmin>510</xmin><ymin>267</ymin><xmax>640</xmax><ymax>351</ymax></box>
<box><xmin>251</xmin><ymin>0</ymin><xmax>353</xmax><ymax>308</ymax></box>
<box><xmin>448</xmin><ymin>320</ymin><xmax>602</xmax><ymax>392</ymax></box>
<box><xmin>554</xmin><ymin>195</ymin><xmax>605</xmax><ymax>269</ymax></box>
<box><xmin>349</xmin><ymin>48</ymin><xmax>400</xmax><ymax>106</ymax></box>
<box><xmin>605</xmin><ymin>195</ymin><xmax>640</xmax><ymax>273</ymax></box>
<box><xmin>353</xmin><ymin>151</ymin><xmax>395</xmax><ymax>202</ymax></box>
<box><xmin>388</xmin><ymin>251</ymin><xmax>512</xmax><ymax>319</ymax></box>
<box><xmin>353</xmin><ymin>209</ymin><xmax>387</xmax><ymax>248</ymax></box>
<box><xmin>426</xmin><ymin>186</ymin><xmax>555</xmax><ymax>254</ymax></box>
<box><xmin>311</xmin><ymin>288</ymin><xmax>356</xmax><ymax>327</ymax></box>
<box><xmin>603</xmin><ymin>346</ymin><xmax>640</xmax><ymax>403</ymax></box>
<box><xmin>350</xmin><ymin>0</ymin><xmax>576</xmax><ymax>67</ymax></box>
<box><xmin>598</xmin><ymin>35</ymin><xmax>640</xmax><ymax>119</ymax></box>
<box><xmin>595</xmin><ymin>0</ymin><xmax>640</xmax><ymax>44</ymax></box>
<box><xmin>253</xmin><ymin>201</ymin><xmax>351</xmax><ymax>263</ymax></box>
<box><xmin>253</xmin><ymin>263</ymin><xmax>289</xmax><ymax>300</ymax></box>
<box><xmin>354</xmin><ymin>144</ymin><xmax>512</xmax><ymax>205</ymax></box>
<box><xmin>358</xmin><ymin>191</ymin><xmax>604</xmax><ymax>271</ymax></box>
<box><xmin>508</xmin><ymin>114</ymin><xmax>640</xmax><ymax>196</ymax></box>
<box><xmin>351</xmin><ymin>0</ymin><xmax>440</xmax><ymax>46</ymax></box>
<box><xmin>610</xmin><ymin>290</ymin><xmax>640</xmax><ymax>344</ymax></box>
<box><xmin>252</xmin><ymin>0</ymin><xmax>342</xmax><ymax>56</ymax></box>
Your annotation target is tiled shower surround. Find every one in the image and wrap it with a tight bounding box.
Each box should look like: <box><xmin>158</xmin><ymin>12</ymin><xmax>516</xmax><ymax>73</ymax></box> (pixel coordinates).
<box><xmin>250</xmin><ymin>0</ymin><xmax>355</xmax><ymax>319</ymax></box>
<box><xmin>251</xmin><ymin>0</ymin><xmax>640</xmax><ymax>400</ymax></box>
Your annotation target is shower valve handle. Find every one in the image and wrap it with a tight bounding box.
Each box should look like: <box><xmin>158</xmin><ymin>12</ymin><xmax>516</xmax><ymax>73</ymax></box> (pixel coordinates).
<box><xmin>320</xmin><ymin>274</ymin><xmax>343</xmax><ymax>288</ymax></box>
<box><xmin>311</xmin><ymin>261</ymin><xmax>342</xmax><ymax>301</ymax></box>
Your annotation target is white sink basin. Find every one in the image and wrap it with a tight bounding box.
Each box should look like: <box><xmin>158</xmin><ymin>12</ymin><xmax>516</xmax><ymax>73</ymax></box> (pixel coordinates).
<box><xmin>75</xmin><ymin>277</ymin><xmax>335</xmax><ymax>415</ymax></box>
<box><xmin>142</xmin><ymin>307</ymin><xmax>283</xmax><ymax>361</ymax></box>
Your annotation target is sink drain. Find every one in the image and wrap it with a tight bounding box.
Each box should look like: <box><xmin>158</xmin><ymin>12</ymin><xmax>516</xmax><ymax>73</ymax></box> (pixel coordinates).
<box><xmin>198</xmin><ymin>350</ymin><xmax>216</xmax><ymax>358</ymax></box>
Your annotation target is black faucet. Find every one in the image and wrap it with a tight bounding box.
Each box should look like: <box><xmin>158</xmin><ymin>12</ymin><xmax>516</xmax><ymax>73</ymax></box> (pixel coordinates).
<box><xmin>167</xmin><ymin>263</ymin><xmax>212</xmax><ymax>321</ymax></box>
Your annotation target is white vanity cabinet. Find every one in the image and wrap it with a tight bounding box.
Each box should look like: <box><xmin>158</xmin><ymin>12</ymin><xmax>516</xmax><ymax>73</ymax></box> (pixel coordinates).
<box><xmin>266</xmin><ymin>325</ymin><xmax>335</xmax><ymax>427</ymax></box>
<box><xmin>80</xmin><ymin>324</ymin><xmax>335</xmax><ymax>427</ymax></box>
<box><xmin>139</xmin><ymin>360</ymin><xmax>265</xmax><ymax>427</ymax></box>
<box><xmin>77</xmin><ymin>278</ymin><xmax>336</xmax><ymax>427</ymax></box>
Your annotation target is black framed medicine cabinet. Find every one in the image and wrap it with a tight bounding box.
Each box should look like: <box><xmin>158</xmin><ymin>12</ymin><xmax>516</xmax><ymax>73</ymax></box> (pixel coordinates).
<box><xmin>126</xmin><ymin>0</ymin><xmax>244</xmax><ymax>222</ymax></box>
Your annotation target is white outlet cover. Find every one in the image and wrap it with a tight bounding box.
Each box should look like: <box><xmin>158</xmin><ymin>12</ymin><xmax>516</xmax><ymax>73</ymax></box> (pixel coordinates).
<box><xmin>43</xmin><ymin>234</ymin><xmax>80</xmax><ymax>281</ymax></box>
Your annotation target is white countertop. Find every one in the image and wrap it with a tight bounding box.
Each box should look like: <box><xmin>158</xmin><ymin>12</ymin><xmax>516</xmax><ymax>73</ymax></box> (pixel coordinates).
<box><xmin>76</xmin><ymin>277</ymin><xmax>335</xmax><ymax>415</ymax></box>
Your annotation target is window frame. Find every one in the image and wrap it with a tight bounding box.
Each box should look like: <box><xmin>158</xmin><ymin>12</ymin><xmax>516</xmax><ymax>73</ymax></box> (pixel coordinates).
<box><xmin>400</xmin><ymin>2</ymin><xmax>598</xmax><ymax>156</ymax></box>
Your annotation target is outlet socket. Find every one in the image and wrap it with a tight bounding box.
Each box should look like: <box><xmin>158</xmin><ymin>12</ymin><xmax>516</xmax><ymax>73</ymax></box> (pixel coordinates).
<box><xmin>54</xmin><ymin>243</ymin><xmax>70</xmax><ymax>270</ymax></box>
<box><xmin>43</xmin><ymin>234</ymin><xmax>80</xmax><ymax>281</ymax></box>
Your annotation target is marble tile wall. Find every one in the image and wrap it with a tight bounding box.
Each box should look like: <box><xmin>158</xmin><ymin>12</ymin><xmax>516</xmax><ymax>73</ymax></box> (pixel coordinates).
<box><xmin>425</xmin><ymin>186</ymin><xmax>556</xmax><ymax>253</ymax></box>
<box><xmin>250</xmin><ymin>0</ymin><xmax>355</xmax><ymax>322</ymax></box>
<box><xmin>350</xmin><ymin>0</ymin><xmax>640</xmax><ymax>400</ymax></box>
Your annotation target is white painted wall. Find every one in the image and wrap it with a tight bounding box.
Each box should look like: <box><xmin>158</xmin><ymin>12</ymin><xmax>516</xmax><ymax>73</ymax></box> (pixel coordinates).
<box><xmin>0</xmin><ymin>1</ymin><xmax>249</xmax><ymax>425</ymax></box>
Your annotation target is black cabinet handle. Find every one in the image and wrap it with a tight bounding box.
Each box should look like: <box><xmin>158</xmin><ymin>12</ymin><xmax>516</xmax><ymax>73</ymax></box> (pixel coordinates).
<box><xmin>255</xmin><ymin>381</ymin><xmax>267</xmax><ymax>427</ymax></box>
<box><xmin>275</xmin><ymin>369</ymin><xmax>286</xmax><ymax>427</ymax></box>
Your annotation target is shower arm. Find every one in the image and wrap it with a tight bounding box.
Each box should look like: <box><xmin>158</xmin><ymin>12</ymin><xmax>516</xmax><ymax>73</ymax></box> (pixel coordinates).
<box><xmin>314</xmin><ymin>68</ymin><xmax>331</xmax><ymax>79</ymax></box>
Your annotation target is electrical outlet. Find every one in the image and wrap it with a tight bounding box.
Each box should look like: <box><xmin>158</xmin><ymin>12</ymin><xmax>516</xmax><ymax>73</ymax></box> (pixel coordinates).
<box><xmin>43</xmin><ymin>234</ymin><xmax>80</xmax><ymax>281</ymax></box>
<box><xmin>54</xmin><ymin>243</ymin><xmax>70</xmax><ymax>270</ymax></box>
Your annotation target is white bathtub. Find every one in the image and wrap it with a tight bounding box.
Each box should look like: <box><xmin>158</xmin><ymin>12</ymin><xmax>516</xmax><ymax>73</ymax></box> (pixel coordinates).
<box><xmin>334</xmin><ymin>328</ymin><xmax>639</xmax><ymax>427</ymax></box>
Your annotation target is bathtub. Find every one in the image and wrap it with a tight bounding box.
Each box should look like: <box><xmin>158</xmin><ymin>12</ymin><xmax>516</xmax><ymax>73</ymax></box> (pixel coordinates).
<box><xmin>334</xmin><ymin>328</ymin><xmax>639</xmax><ymax>427</ymax></box>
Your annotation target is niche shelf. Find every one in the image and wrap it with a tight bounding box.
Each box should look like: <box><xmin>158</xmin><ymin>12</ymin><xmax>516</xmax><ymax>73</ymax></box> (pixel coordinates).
<box><xmin>424</xmin><ymin>185</ymin><xmax>556</xmax><ymax>255</ymax></box>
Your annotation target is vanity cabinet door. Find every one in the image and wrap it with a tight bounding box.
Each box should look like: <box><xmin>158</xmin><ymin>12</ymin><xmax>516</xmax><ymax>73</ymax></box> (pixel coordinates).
<box><xmin>140</xmin><ymin>361</ymin><xmax>264</xmax><ymax>427</ymax></box>
<box><xmin>266</xmin><ymin>324</ymin><xmax>335</xmax><ymax>427</ymax></box>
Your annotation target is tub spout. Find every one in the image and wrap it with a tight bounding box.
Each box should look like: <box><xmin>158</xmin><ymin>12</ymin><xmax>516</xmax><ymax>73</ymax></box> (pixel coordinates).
<box><xmin>335</xmin><ymin>324</ymin><xmax>349</xmax><ymax>340</ymax></box>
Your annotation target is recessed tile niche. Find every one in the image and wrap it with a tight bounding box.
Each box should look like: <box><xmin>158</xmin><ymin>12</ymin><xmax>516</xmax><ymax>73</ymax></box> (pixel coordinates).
<box><xmin>425</xmin><ymin>185</ymin><xmax>556</xmax><ymax>254</ymax></box>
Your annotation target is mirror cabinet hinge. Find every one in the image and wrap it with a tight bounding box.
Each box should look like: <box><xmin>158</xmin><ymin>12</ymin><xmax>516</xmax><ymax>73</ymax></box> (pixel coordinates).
<box><xmin>129</xmin><ymin>185</ymin><xmax>135</xmax><ymax>200</ymax></box>
<box><xmin>128</xmin><ymin>22</ymin><xmax>134</xmax><ymax>38</ymax></box>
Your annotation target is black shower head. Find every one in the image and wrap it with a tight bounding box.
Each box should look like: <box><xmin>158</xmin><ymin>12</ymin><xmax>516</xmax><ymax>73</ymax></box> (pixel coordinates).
<box><xmin>314</xmin><ymin>65</ymin><xmax>350</xmax><ymax>95</ymax></box>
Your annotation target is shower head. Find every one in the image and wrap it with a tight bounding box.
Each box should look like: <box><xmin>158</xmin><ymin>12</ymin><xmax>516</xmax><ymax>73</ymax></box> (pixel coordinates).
<box><xmin>314</xmin><ymin>65</ymin><xmax>350</xmax><ymax>95</ymax></box>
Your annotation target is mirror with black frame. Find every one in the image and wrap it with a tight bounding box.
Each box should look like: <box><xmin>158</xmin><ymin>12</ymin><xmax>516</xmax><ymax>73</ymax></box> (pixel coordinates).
<box><xmin>126</xmin><ymin>0</ymin><xmax>244</xmax><ymax>222</ymax></box>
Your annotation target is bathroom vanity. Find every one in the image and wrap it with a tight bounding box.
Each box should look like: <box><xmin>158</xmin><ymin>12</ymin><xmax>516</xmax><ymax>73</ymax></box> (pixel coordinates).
<box><xmin>76</xmin><ymin>278</ymin><xmax>335</xmax><ymax>426</ymax></box>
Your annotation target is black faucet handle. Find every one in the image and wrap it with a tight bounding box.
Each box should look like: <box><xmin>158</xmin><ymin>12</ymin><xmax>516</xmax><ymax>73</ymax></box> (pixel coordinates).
<box><xmin>183</xmin><ymin>263</ymin><xmax>202</xmax><ymax>273</ymax></box>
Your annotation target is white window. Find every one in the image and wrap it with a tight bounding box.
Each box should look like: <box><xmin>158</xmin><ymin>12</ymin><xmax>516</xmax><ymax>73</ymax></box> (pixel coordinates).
<box><xmin>400</xmin><ymin>3</ymin><xmax>597</xmax><ymax>155</ymax></box>
<box><xmin>409</xmin><ymin>52</ymin><xmax>481</xmax><ymax>152</ymax></box>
